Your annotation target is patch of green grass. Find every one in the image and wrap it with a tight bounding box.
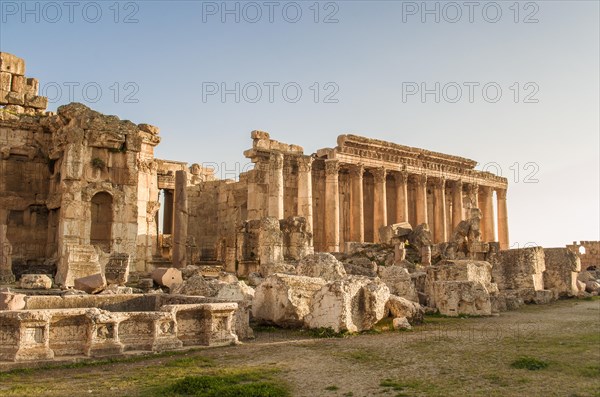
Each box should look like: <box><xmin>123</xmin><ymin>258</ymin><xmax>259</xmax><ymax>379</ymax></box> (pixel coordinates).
<box><xmin>164</xmin><ymin>356</ymin><xmax>214</xmax><ymax>368</ymax></box>
<box><xmin>380</xmin><ymin>378</ymin><xmax>439</xmax><ymax>395</ymax></box>
<box><xmin>305</xmin><ymin>327</ymin><xmax>351</xmax><ymax>339</ymax></box>
<box><xmin>324</xmin><ymin>385</ymin><xmax>339</xmax><ymax>391</ymax></box>
<box><xmin>511</xmin><ymin>356</ymin><xmax>549</xmax><ymax>371</ymax></box>
<box><xmin>337</xmin><ymin>349</ymin><xmax>381</xmax><ymax>363</ymax></box>
<box><xmin>160</xmin><ymin>369</ymin><xmax>290</xmax><ymax>397</ymax></box>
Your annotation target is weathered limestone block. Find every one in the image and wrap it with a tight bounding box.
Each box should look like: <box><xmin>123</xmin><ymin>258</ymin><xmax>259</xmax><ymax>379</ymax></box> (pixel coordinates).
<box><xmin>577</xmin><ymin>271</ymin><xmax>597</xmax><ymax>283</ymax></box>
<box><xmin>252</xmin><ymin>274</ymin><xmax>327</xmax><ymax>327</ymax></box>
<box><xmin>152</xmin><ymin>267</ymin><xmax>183</xmax><ymax>289</ymax></box>
<box><xmin>19</xmin><ymin>274</ymin><xmax>52</xmax><ymax>290</ymax></box>
<box><xmin>492</xmin><ymin>247</ymin><xmax>546</xmax><ymax>291</ymax></box>
<box><xmin>433</xmin><ymin>281</ymin><xmax>492</xmax><ymax>316</ymax></box>
<box><xmin>24</xmin><ymin>78</ymin><xmax>38</xmax><ymax>96</ymax></box>
<box><xmin>392</xmin><ymin>317</ymin><xmax>412</xmax><ymax>330</ymax></box>
<box><xmin>304</xmin><ymin>277</ymin><xmax>391</xmax><ymax>333</ymax></box>
<box><xmin>99</xmin><ymin>285</ymin><xmax>134</xmax><ymax>295</ymax></box>
<box><xmin>56</xmin><ymin>244</ymin><xmax>102</xmax><ymax>288</ymax></box>
<box><xmin>343</xmin><ymin>257</ymin><xmax>378</xmax><ymax>277</ymax></box>
<box><xmin>0</xmin><ymin>53</ymin><xmax>25</xmax><ymax>75</ymax></box>
<box><xmin>0</xmin><ymin>72</ymin><xmax>11</xmax><ymax>92</ymax></box>
<box><xmin>408</xmin><ymin>223</ymin><xmax>432</xmax><ymax>251</ymax></box>
<box><xmin>10</xmin><ymin>74</ymin><xmax>25</xmax><ymax>92</ymax></box>
<box><xmin>585</xmin><ymin>280</ymin><xmax>600</xmax><ymax>294</ymax></box>
<box><xmin>74</xmin><ymin>273</ymin><xmax>106</xmax><ymax>294</ymax></box>
<box><xmin>247</xmin><ymin>272</ymin><xmax>264</xmax><ymax>287</ymax></box>
<box><xmin>259</xmin><ymin>262</ymin><xmax>296</xmax><ymax>278</ymax></box>
<box><xmin>138</xmin><ymin>278</ymin><xmax>154</xmax><ymax>290</ymax></box>
<box><xmin>386</xmin><ymin>295</ymin><xmax>424</xmax><ymax>324</ymax></box>
<box><xmin>216</xmin><ymin>281</ymin><xmax>255</xmax><ymax>302</ymax></box>
<box><xmin>171</xmin><ymin>274</ymin><xmax>218</xmax><ymax>296</ymax></box>
<box><xmin>258</xmin><ymin>217</ymin><xmax>284</xmax><ymax>265</ymax></box>
<box><xmin>379</xmin><ymin>222</ymin><xmax>412</xmax><ymax>245</ymax></box>
<box><xmin>378</xmin><ymin>265</ymin><xmax>419</xmax><ymax>302</ymax></box>
<box><xmin>543</xmin><ymin>248</ymin><xmax>581</xmax><ymax>298</ymax></box>
<box><xmin>24</xmin><ymin>94</ymin><xmax>47</xmax><ymax>109</ymax></box>
<box><xmin>281</xmin><ymin>216</ymin><xmax>314</xmax><ymax>260</ymax></box>
<box><xmin>425</xmin><ymin>260</ymin><xmax>497</xmax><ymax>314</ymax></box>
<box><xmin>296</xmin><ymin>253</ymin><xmax>347</xmax><ymax>281</ymax></box>
<box><xmin>104</xmin><ymin>253</ymin><xmax>130</xmax><ymax>286</ymax></box>
<box><xmin>421</xmin><ymin>246</ymin><xmax>432</xmax><ymax>266</ymax></box>
<box><xmin>0</xmin><ymin>289</ymin><xmax>26</xmax><ymax>310</ymax></box>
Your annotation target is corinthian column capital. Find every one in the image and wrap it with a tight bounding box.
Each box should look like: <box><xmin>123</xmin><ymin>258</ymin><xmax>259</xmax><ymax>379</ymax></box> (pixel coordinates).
<box><xmin>325</xmin><ymin>159</ymin><xmax>339</xmax><ymax>176</ymax></box>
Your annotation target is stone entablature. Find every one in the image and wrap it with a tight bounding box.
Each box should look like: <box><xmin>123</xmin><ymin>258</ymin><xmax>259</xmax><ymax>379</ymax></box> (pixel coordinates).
<box><xmin>327</xmin><ymin>134</ymin><xmax>508</xmax><ymax>189</ymax></box>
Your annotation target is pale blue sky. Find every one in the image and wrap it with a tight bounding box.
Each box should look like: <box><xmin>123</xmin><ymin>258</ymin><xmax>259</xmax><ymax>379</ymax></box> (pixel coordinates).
<box><xmin>1</xmin><ymin>0</ymin><xmax>598</xmax><ymax>247</ymax></box>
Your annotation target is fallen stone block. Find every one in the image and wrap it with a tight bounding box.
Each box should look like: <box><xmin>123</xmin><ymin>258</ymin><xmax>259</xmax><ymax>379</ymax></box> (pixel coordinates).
<box><xmin>543</xmin><ymin>248</ymin><xmax>580</xmax><ymax>298</ymax></box>
<box><xmin>296</xmin><ymin>253</ymin><xmax>346</xmax><ymax>281</ymax></box>
<box><xmin>492</xmin><ymin>247</ymin><xmax>545</xmax><ymax>292</ymax></box>
<box><xmin>104</xmin><ymin>253</ymin><xmax>130</xmax><ymax>286</ymax></box>
<box><xmin>216</xmin><ymin>281</ymin><xmax>255</xmax><ymax>302</ymax></box>
<box><xmin>433</xmin><ymin>281</ymin><xmax>492</xmax><ymax>316</ymax></box>
<box><xmin>252</xmin><ymin>273</ymin><xmax>327</xmax><ymax>327</ymax></box>
<box><xmin>585</xmin><ymin>280</ymin><xmax>600</xmax><ymax>294</ymax></box>
<box><xmin>152</xmin><ymin>267</ymin><xmax>183</xmax><ymax>289</ymax></box>
<box><xmin>74</xmin><ymin>273</ymin><xmax>106</xmax><ymax>294</ymax></box>
<box><xmin>259</xmin><ymin>262</ymin><xmax>296</xmax><ymax>278</ymax></box>
<box><xmin>386</xmin><ymin>295</ymin><xmax>424</xmax><ymax>324</ymax></box>
<box><xmin>304</xmin><ymin>276</ymin><xmax>390</xmax><ymax>333</ymax></box>
<box><xmin>171</xmin><ymin>274</ymin><xmax>218</xmax><ymax>296</ymax></box>
<box><xmin>138</xmin><ymin>278</ymin><xmax>154</xmax><ymax>290</ymax></box>
<box><xmin>392</xmin><ymin>317</ymin><xmax>412</xmax><ymax>331</ymax></box>
<box><xmin>100</xmin><ymin>285</ymin><xmax>134</xmax><ymax>294</ymax></box>
<box><xmin>378</xmin><ymin>265</ymin><xmax>419</xmax><ymax>302</ymax></box>
<box><xmin>379</xmin><ymin>222</ymin><xmax>412</xmax><ymax>245</ymax></box>
<box><xmin>19</xmin><ymin>274</ymin><xmax>52</xmax><ymax>289</ymax></box>
<box><xmin>0</xmin><ymin>288</ymin><xmax>26</xmax><ymax>310</ymax></box>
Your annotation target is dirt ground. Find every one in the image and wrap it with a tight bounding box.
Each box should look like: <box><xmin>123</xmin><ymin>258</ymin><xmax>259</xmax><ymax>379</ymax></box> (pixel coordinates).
<box><xmin>1</xmin><ymin>298</ymin><xmax>599</xmax><ymax>397</ymax></box>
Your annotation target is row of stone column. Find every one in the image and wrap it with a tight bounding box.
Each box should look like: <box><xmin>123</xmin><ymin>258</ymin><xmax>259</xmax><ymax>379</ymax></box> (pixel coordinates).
<box><xmin>324</xmin><ymin>160</ymin><xmax>509</xmax><ymax>251</ymax></box>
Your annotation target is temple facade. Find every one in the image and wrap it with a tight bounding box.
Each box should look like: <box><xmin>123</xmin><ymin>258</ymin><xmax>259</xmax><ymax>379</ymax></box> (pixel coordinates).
<box><xmin>0</xmin><ymin>52</ymin><xmax>511</xmax><ymax>281</ymax></box>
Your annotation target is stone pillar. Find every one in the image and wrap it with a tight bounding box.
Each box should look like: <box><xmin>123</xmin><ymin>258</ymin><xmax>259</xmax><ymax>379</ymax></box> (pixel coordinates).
<box><xmin>268</xmin><ymin>153</ymin><xmax>284</xmax><ymax>219</ymax></box>
<box><xmin>467</xmin><ymin>183</ymin><xmax>479</xmax><ymax>210</ymax></box>
<box><xmin>414</xmin><ymin>174</ymin><xmax>428</xmax><ymax>226</ymax></box>
<box><xmin>349</xmin><ymin>164</ymin><xmax>364</xmax><ymax>243</ymax></box>
<box><xmin>394</xmin><ymin>171</ymin><xmax>409</xmax><ymax>224</ymax></box>
<box><xmin>372</xmin><ymin>167</ymin><xmax>387</xmax><ymax>243</ymax></box>
<box><xmin>480</xmin><ymin>185</ymin><xmax>495</xmax><ymax>242</ymax></box>
<box><xmin>297</xmin><ymin>156</ymin><xmax>313</xmax><ymax>235</ymax></box>
<box><xmin>172</xmin><ymin>170</ymin><xmax>188</xmax><ymax>268</ymax></box>
<box><xmin>451</xmin><ymin>180</ymin><xmax>463</xmax><ymax>231</ymax></box>
<box><xmin>496</xmin><ymin>188</ymin><xmax>509</xmax><ymax>250</ymax></box>
<box><xmin>432</xmin><ymin>177</ymin><xmax>447</xmax><ymax>243</ymax></box>
<box><xmin>324</xmin><ymin>159</ymin><xmax>340</xmax><ymax>252</ymax></box>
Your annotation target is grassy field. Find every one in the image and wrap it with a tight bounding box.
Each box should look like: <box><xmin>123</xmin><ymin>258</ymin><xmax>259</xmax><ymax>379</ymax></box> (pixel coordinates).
<box><xmin>0</xmin><ymin>298</ymin><xmax>598</xmax><ymax>397</ymax></box>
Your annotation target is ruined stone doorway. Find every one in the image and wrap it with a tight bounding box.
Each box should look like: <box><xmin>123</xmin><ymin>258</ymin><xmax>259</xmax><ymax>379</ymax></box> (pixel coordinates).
<box><xmin>90</xmin><ymin>192</ymin><xmax>113</xmax><ymax>252</ymax></box>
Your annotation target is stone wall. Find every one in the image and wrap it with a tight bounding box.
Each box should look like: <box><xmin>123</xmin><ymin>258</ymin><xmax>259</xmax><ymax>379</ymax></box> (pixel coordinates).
<box><xmin>567</xmin><ymin>241</ymin><xmax>599</xmax><ymax>270</ymax></box>
<box><xmin>543</xmin><ymin>248</ymin><xmax>581</xmax><ymax>298</ymax></box>
<box><xmin>0</xmin><ymin>53</ymin><xmax>48</xmax><ymax>115</ymax></box>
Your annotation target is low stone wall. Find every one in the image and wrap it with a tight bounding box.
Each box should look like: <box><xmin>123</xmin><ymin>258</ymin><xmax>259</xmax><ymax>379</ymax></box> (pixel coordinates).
<box><xmin>0</xmin><ymin>297</ymin><xmax>239</xmax><ymax>362</ymax></box>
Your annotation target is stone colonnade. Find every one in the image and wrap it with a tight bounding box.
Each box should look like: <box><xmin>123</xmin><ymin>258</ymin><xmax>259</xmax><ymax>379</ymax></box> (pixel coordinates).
<box><xmin>321</xmin><ymin>160</ymin><xmax>509</xmax><ymax>251</ymax></box>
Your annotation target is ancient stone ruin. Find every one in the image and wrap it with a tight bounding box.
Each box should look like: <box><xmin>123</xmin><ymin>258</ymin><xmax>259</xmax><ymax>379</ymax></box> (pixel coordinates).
<box><xmin>1</xmin><ymin>53</ymin><xmax>598</xmax><ymax>362</ymax></box>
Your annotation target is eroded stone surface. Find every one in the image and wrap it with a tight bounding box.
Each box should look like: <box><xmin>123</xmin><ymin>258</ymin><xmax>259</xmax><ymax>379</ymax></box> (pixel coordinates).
<box><xmin>296</xmin><ymin>253</ymin><xmax>346</xmax><ymax>281</ymax></box>
<box><xmin>19</xmin><ymin>274</ymin><xmax>52</xmax><ymax>289</ymax></box>
<box><xmin>252</xmin><ymin>273</ymin><xmax>327</xmax><ymax>327</ymax></box>
<box><xmin>304</xmin><ymin>277</ymin><xmax>390</xmax><ymax>333</ymax></box>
